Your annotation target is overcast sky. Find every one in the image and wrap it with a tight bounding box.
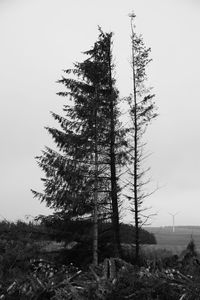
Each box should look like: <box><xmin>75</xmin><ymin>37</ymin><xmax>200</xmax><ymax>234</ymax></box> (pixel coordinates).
<box><xmin>0</xmin><ymin>0</ymin><xmax>200</xmax><ymax>226</ymax></box>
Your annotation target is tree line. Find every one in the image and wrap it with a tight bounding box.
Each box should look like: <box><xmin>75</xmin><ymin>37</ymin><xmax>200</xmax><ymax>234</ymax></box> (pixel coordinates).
<box><xmin>32</xmin><ymin>13</ymin><xmax>157</xmax><ymax>265</ymax></box>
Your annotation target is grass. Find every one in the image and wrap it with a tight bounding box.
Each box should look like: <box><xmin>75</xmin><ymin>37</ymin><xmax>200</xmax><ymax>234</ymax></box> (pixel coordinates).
<box><xmin>143</xmin><ymin>226</ymin><xmax>200</xmax><ymax>258</ymax></box>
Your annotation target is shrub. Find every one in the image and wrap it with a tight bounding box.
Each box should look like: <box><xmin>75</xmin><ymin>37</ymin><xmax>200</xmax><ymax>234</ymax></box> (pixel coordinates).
<box><xmin>0</xmin><ymin>239</ymin><xmax>40</xmax><ymax>284</ymax></box>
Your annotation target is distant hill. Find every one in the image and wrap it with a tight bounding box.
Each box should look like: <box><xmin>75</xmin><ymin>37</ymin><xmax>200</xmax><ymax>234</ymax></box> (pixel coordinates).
<box><xmin>144</xmin><ymin>226</ymin><xmax>200</xmax><ymax>247</ymax></box>
<box><xmin>147</xmin><ymin>226</ymin><xmax>200</xmax><ymax>231</ymax></box>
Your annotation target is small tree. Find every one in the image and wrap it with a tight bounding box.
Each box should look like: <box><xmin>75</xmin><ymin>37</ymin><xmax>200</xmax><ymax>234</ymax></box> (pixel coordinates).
<box><xmin>126</xmin><ymin>13</ymin><xmax>157</xmax><ymax>262</ymax></box>
<box><xmin>186</xmin><ymin>237</ymin><xmax>197</xmax><ymax>257</ymax></box>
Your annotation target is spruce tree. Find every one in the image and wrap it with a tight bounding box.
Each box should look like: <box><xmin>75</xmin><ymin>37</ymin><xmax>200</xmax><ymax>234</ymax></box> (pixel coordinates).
<box><xmin>32</xmin><ymin>29</ymin><xmax>125</xmax><ymax>261</ymax></box>
<box><xmin>126</xmin><ymin>13</ymin><xmax>157</xmax><ymax>262</ymax></box>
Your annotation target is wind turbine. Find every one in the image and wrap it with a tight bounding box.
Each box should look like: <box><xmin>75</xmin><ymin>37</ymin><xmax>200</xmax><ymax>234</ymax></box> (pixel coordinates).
<box><xmin>168</xmin><ymin>212</ymin><xmax>179</xmax><ymax>233</ymax></box>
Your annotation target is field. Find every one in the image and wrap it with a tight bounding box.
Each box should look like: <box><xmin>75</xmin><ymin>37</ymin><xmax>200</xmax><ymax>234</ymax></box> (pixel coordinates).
<box><xmin>144</xmin><ymin>226</ymin><xmax>200</xmax><ymax>255</ymax></box>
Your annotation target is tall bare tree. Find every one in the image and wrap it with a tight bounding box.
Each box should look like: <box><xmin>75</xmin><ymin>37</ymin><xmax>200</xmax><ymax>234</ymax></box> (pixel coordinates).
<box><xmin>126</xmin><ymin>13</ymin><xmax>157</xmax><ymax>262</ymax></box>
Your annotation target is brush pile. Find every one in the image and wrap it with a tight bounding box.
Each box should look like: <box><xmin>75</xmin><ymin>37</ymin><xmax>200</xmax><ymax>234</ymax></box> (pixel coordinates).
<box><xmin>1</xmin><ymin>252</ymin><xmax>200</xmax><ymax>300</ymax></box>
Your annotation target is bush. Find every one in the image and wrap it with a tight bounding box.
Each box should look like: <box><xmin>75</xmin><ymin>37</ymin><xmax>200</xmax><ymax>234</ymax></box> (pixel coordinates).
<box><xmin>0</xmin><ymin>239</ymin><xmax>40</xmax><ymax>284</ymax></box>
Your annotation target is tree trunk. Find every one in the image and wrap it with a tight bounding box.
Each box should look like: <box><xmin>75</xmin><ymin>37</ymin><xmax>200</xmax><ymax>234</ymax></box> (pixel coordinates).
<box><xmin>131</xmin><ymin>18</ymin><xmax>140</xmax><ymax>262</ymax></box>
<box><xmin>93</xmin><ymin>88</ymin><xmax>99</xmax><ymax>266</ymax></box>
<box><xmin>107</xmin><ymin>39</ymin><xmax>121</xmax><ymax>258</ymax></box>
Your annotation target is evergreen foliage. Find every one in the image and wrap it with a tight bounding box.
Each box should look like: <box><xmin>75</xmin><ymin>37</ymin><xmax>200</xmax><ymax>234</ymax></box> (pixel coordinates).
<box><xmin>32</xmin><ymin>29</ymin><xmax>128</xmax><ymax>260</ymax></box>
<box><xmin>32</xmin><ymin>29</ymin><xmax>124</xmax><ymax>221</ymax></box>
<box><xmin>39</xmin><ymin>215</ymin><xmax>156</xmax><ymax>245</ymax></box>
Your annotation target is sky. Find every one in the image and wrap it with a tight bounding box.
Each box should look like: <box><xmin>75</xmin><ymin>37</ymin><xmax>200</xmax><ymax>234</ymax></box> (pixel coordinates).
<box><xmin>0</xmin><ymin>0</ymin><xmax>200</xmax><ymax>226</ymax></box>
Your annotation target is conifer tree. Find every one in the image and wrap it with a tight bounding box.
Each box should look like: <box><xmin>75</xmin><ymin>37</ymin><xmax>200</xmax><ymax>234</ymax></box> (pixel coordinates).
<box><xmin>127</xmin><ymin>13</ymin><xmax>157</xmax><ymax>262</ymax></box>
<box><xmin>32</xmin><ymin>29</ymin><xmax>125</xmax><ymax>262</ymax></box>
